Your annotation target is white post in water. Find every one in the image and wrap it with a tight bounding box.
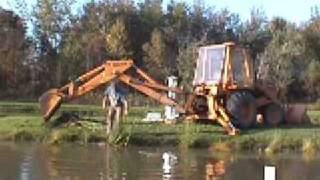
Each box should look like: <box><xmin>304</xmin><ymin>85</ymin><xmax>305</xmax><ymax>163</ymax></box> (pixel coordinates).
<box><xmin>264</xmin><ymin>165</ymin><xmax>276</xmax><ymax>180</ymax></box>
<box><xmin>164</xmin><ymin>76</ymin><xmax>179</xmax><ymax>121</ymax></box>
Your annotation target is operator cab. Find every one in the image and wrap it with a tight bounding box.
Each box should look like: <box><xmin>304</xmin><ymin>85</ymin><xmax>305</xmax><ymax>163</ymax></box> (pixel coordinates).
<box><xmin>193</xmin><ymin>42</ymin><xmax>254</xmax><ymax>89</ymax></box>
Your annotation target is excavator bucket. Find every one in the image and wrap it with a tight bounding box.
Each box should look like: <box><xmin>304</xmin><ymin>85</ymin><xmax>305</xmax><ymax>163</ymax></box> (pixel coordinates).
<box><xmin>39</xmin><ymin>89</ymin><xmax>64</xmax><ymax>121</ymax></box>
<box><xmin>284</xmin><ymin>104</ymin><xmax>308</xmax><ymax>124</ymax></box>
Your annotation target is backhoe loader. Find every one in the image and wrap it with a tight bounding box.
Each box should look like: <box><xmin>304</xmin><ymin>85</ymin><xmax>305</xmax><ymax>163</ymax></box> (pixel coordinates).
<box><xmin>39</xmin><ymin>42</ymin><xmax>307</xmax><ymax>135</ymax></box>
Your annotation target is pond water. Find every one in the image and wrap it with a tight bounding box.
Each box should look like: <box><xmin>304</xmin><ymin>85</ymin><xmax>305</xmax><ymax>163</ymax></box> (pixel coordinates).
<box><xmin>0</xmin><ymin>142</ymin><xmax>320</xmax><ymax>180</ymax></box>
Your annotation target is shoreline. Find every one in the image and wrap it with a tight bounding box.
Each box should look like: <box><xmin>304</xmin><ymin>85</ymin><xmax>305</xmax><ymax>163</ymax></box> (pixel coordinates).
<box><xmin>1</xmin><ymin>102</ymin><xmax>320</xmax><ymax>155</ymax></box>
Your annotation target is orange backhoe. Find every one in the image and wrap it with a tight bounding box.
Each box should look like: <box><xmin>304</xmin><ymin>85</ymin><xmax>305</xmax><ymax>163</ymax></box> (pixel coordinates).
<box><xmin>39</xmin><ymin>42</ymin><xmax>307</xmax><ymax>135</ymax></box>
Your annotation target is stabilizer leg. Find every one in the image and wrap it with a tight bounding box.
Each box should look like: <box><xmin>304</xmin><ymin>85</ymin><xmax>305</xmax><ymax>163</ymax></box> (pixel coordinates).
<box><xmin>216</xmin><ymin>105</ymin><xmax>239</xmax><ymax>136</ymax></box>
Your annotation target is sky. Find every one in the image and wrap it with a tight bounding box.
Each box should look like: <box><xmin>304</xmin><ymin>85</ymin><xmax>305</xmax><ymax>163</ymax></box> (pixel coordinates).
<box><xmin>208</xmin><ymin>0</ymin><xmax>318</xmax><ymax>22</ymax></box>
<box><xmin>1</xmin><ymin>0</ymin><xmax>319</xmax><ymax>23</ymax></box>
<box><xmin>169</xmin><ymin>0</ymin><xmax>320</xmax><ymax>23</ymax></box>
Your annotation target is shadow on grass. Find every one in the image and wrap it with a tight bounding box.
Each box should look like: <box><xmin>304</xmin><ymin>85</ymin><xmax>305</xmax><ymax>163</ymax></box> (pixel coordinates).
<box><xmin>238</xmin><ymin>122</ymin><xmax>320</xmax><ymax>135</ymax></box>
<box><xmin>80</xmin><ymin>118</ymin><xmax>105</xmax><ymax>124</ymax></box>
<box><xmin>132</xmin><ymin>132</ymin><xmax>177</xmax><ymax>136</ymax></box>
<box><xmin>48</xmin><ymin>113</ymin><xmax>106</xmax><ymax>128</ymax></box>
<box><xmin>276</xmin><ymin>123</ymin><xmax>320</xmax><ymax>129</ymax></box>
<box><xmin>123</xmin><ymin>121</ymin><xmax>159</xmax><ymax>125</ymax></box>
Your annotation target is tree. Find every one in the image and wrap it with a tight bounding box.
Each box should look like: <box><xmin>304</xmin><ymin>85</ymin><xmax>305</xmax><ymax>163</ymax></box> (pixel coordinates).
<box><xmin>206</xmin><ymin>8</ymin><xmax>240</xmax><ymax>44</ymax></box>
<box><xmin>270</xmin><ymin>17</ymin><xmax>287</xmax><ymax>32</ymax></box>
<box><xmin>177</xmin><ymin>42</ymin><xmax>198</xmax><ymax>91</ymax></box>
<box><xmin>257</xmin><ymin>25</ymin><xmax>308</xmax><ymax>100</ymax></box>
<box><xmin>62</xmin><ymin>1</ymin><xmax>110</xmax><ymax>75</ymax></box>
<box><xmin>238</xmin><ymin>8</ymin><xmax>270</xmax><ymax>61</ymax></box>
<box><xmin>0</xmin><ymin>8</ymin><xmax>29</xmax><ymax>89</ymax></box>
<box><xmin>138</xmin><ymin>0</ymin><xmax>163</xmax><ymax>29</ymax></box>
<box><xmin>303</xmin><ymin>15</ymin><xmax>320</xmax><ymax>62</ymax></box>
<box><xmin>142</xmin><ymin>28</ymin><xmax>169</xmax><ymax>80</ymax></box>
<box><xmin>304</xmin><ymin>60</ymin><xmax>320</xmax><ymax>99</ymax></box>
<box><xmin>106</xmin><ymin>17</ymin><xmax>132</xmax><ymax>59</ymax></box>
<box><xmin>32</xmin><ymin>0</ymin><xmax>75</xmax><ymax>86</ymax></box>
<box><xmin>0</xmin><ymin>8</ymin><xmax>31</xmax><ymax>97</ymax></box>
<box><xmin>189</xmin><ymin>0</ymin><xmax>207</xmax><ymax>40</ymax></box>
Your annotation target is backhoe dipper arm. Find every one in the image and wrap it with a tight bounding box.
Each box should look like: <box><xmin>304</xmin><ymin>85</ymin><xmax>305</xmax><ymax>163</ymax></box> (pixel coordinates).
<box><xmin>39</xmin><ymin>59</ymin><xmax>185</xmax><ymax>121</ymax></box>
<box><xmin>118</xmin><ymin>74</ymin><xmax>185</xmax><ymax>113</ymax></box>
<box><xmin>135</xmin><ymin>66</ymin><xmax>183</xmax><ymax>94</ymax></box>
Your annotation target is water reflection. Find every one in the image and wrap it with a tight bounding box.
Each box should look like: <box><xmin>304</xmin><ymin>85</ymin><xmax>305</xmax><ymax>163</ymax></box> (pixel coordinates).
<box><xmin>162</xmin><ymin>152</ymin><xmax>178</xmax><ymax>180</ymax></box>
<box><xmin>205</xmin><ymin>159</ymin><xmax>226</xmax><ymax>180</ymax></box>
<box><xmin>0</xmin><ymin>142</ymin><xmax>320</xmax><ymax>180</ymax></box>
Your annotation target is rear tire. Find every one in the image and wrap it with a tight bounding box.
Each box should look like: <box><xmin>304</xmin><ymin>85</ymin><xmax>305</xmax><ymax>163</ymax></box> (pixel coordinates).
<box><xmin>226</xmin><ymin>91</ymin><xmax>257</xmax><ymax>129</ymax></box>
<box><xmin>263</xmin><ymin>103</ymin><xmax>284</xmax><ymax>126</ymax></box>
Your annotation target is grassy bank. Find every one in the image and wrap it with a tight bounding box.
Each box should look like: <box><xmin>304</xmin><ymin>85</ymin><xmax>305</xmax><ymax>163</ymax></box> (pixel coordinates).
<box><xmin>1</xmin><ymin>101</ymin><xmax>320</xmax><ymax>153</ymax></box>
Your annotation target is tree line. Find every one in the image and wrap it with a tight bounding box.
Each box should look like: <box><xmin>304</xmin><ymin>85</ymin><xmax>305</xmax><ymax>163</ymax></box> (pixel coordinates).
<box><xmin>1</xmin><ymin>0</ymin><xmax>320</xmax><ymax>102</ymax></box>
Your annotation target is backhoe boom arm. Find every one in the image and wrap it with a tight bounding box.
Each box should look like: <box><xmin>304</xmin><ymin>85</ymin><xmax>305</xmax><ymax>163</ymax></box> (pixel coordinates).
<box><xmin>39</xmin><ymin>59</ymin><xmax>185</xmax><ymax>121</ymax></box>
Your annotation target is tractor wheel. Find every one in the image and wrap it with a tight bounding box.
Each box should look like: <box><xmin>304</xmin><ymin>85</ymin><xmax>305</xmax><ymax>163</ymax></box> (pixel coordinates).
<box><xmin>263</xmin><ymin>103</ymin><xmax>284</xmax><ymax>126</ymax></box>
<box><xmin>226</xmin><ymin>91</ymin><xmax>257</xmax><ymax>129</ymax></box>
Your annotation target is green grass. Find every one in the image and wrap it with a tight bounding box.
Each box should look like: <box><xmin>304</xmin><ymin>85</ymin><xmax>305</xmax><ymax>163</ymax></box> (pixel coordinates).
<box><xmin>1</xmin><ymin>101</ymin><xmax>320</xmax><ymax>153</ymax></box>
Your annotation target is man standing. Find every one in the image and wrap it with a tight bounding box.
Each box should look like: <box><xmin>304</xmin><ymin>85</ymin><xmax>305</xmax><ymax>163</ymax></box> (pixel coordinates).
<box><xmin>102</xmin><ymin>81</ymin><xmax>128</xmax><ymax>136</ymax></box>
